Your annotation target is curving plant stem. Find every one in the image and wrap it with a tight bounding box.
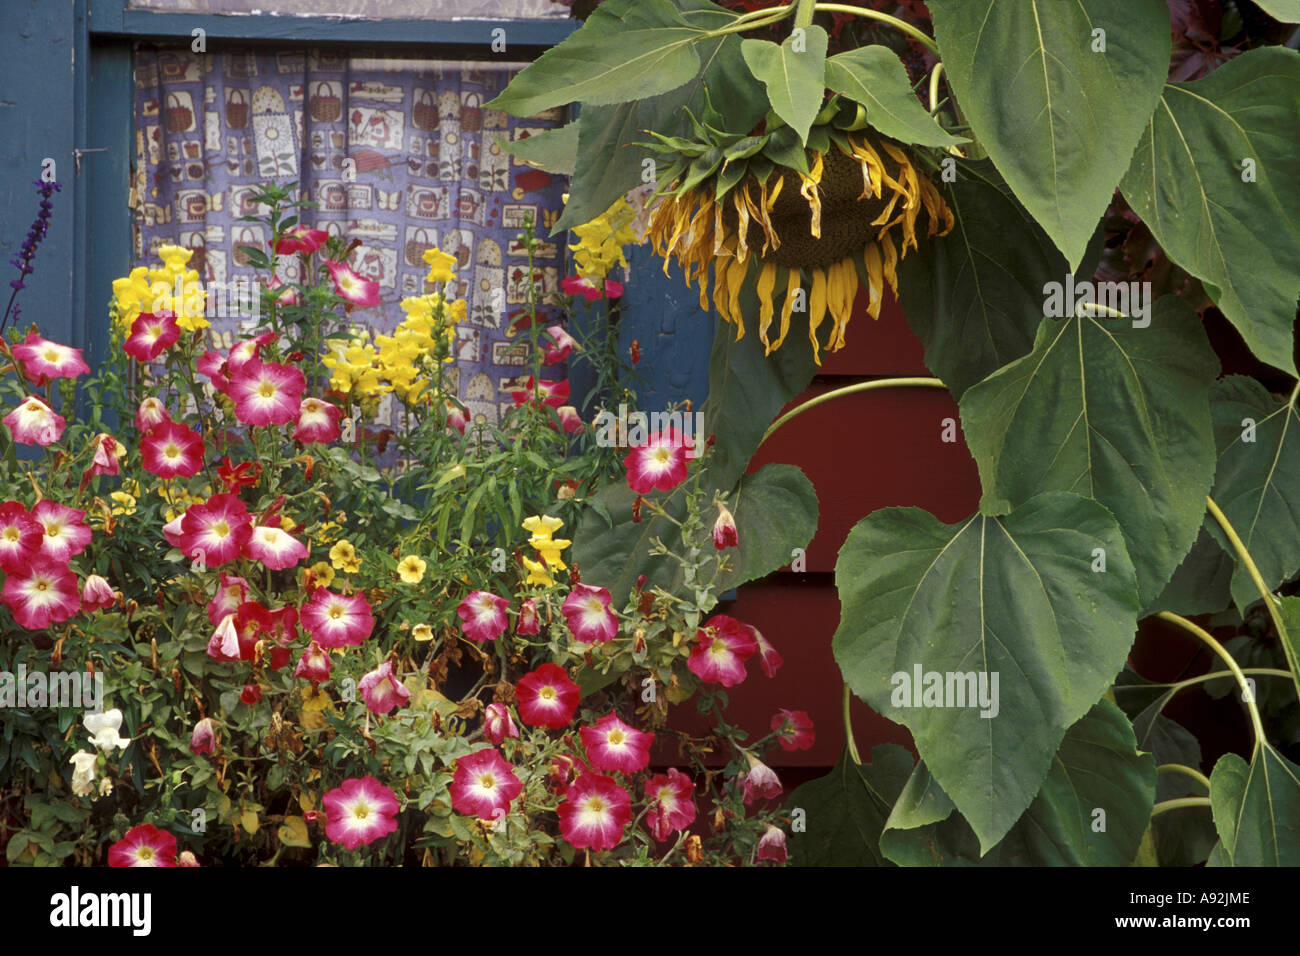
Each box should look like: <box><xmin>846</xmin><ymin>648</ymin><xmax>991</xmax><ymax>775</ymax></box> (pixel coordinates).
<box><xmin>1151</xmin><ymin>796</ymin><xmax>1212</xmax><ymax>818</ymax></box>
<box><xmin>813</xmin><ymin>3</ymin><xmax>940</xmax><ymax>53</ymax></box>
<box><xmin>757</xmin><ymin>376</ymin><xmax>946</xmax><ymax>450</ymax></box>
<box><xmin>1156</xmin><ymin>611</ymin><xmax>1266</xmax><ymax>749</ymax></box>
<box><xmin>1205</xmin><ymin>493</ymin><xmax>1300</xmax><ymax>700</ymax></box>
<box><xmin>842</xmin><ymin>683</ymin><xmax>862</xmax><ymax>764</ymax></box>
<box><xmin>1157</xmin><ymin>762</ymin><xmax>1211</xmax><ymax>792</ymax></box>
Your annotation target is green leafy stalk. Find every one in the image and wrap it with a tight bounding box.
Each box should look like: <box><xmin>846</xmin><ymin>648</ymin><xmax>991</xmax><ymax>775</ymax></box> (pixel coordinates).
<box><xmin>1156</xmin><ymin>611</ymin><xmax>1266</xmax><ymax>748</ymax></box>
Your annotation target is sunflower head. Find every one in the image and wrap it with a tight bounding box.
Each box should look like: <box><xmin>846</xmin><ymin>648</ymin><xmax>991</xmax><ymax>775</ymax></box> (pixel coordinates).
<box><xmin>646</xmin><ymin>122</ymin><xmax>953</xmax><ymax>364</ymax></box>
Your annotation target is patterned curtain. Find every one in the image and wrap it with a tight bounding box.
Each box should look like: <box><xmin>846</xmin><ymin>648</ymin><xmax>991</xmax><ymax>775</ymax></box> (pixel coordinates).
<box><xmin>131</xmin><ymin>47</ymin><xmax>569</xmax><ymax>427</ymax></box>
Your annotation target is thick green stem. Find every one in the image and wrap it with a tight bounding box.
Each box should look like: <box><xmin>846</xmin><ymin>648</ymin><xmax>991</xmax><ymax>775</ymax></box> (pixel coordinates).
<box><xmin>758</xmin><ymin>377</ymin><xmax>945</xmax><ymax>450</ymax></box>
<box><xmin>794</xmin><ymin>0</ymin><xmax>817</xmax><ymax>30</ymax></box>
<box><xmin>928</xmin><ymin>62</ymin><xmax>945</xmax><ymax>113</ymax></box>
<box><xmin>1157</xmin><ymin>611</ymin><xmax>1266</xmax><ymax>749</ymax></box>
<box><xmin>842</xmin><ymin>683</ymin><xmax>861</xmax><ymax>764</ymax></box>
<box><xmin>813</xmin><ymin>3</ymin><xmax>939</xmax><ymax>53</ymax></box>
<box><xmin>1151</xmin><ymin>797</ymin><xmax>1212</xmax><ymax>818</ymax></box>
<box><xmin>1157</xmin><ymin>763</ymin><xmax>1211</xmax><ymax>792</ymax></box>
<box><xmin>1206</xmin><ymin>492</ymin><xmax>1300</xmax><ymax>701</ymax></box>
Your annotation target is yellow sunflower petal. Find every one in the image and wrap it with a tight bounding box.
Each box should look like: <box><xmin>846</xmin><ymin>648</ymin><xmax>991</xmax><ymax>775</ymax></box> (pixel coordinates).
<box><xmin>808</xmin><ymin>267</ymin><xmax>828</xmax><ymax>364</ymax></box>
<box><xmin>774</xmin><ymin>268</ymin><xmax>802</xmax><ymax>354</ymax></box>
<box><xmin>880</xmin><ymin>233</ymin><xmax>899</xmax><ymax>294</ymax></box>
<box><xmin>756</xmin><ymin>260</ymin><xmax>779</xmax><ymax>348</ymax></box>
<box><xmin>733</xmin><ymin>189</ymin><xmax>751</xmax><ymax>260</ymax></box>
<box><xmin>863</xmin><ymin>243</ymin><xmax>884</xmax><ymax>321</ymax></box>
<box><xmin>726</xmin><ymin>253</ymin><xmax>748</xmax><ymax>340</ymax></box>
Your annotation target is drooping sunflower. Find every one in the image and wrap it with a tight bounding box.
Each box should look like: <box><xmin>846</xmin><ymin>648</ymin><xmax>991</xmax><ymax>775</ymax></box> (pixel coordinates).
<box><xmin>645</xmin><ymin>118</ymin><xmax>953</xmax><ymax>364</ymax></box>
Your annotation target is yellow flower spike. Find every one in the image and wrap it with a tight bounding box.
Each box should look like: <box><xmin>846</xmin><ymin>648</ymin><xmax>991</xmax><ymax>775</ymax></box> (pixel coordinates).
<box><xmin>808</xmin><ymin>267</ymin><xmax>828</xmax><ymax>363</ymax></box>
<box><xmin>756</xmin><ymin>260</ymin><xmax>778</xmax><ymax>347</ymax></box>
<box><xmin>423</xmin><ymin>247</ymin><xmax>458</xmax><ymax>284</ymax></box>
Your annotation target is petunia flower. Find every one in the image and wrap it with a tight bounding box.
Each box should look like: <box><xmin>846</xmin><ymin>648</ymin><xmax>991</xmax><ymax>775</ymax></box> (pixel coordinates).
<box><xmin>561</xmin><ymin>584</ymin><xmax>618</xmax><ymax>644</ymax></box>
<box><xmin>3</xmin><ymin>557</ymin><xmax>80</xmax><ymax>629</ymax></box>
<box><xmin>557</xmin><ymin>773</ymin><xmax>632</xmax><ymax>851</ymax></box>
<box><xmin>4</xmin><ymin>396</ymin><xmax>66</xmax><ymax>446</ymax></box>
<box><xmin>243</xmin><ymin>524</ymin><xmax>308</xmax><ymax>571</ymax></box>
<box><xmin>358</xmin><ymin>660</ymin><xmax>410</xmax><ymax>716</ymax></box>
<box><xmin>81</xmin><ymin>573</ymin><xmax>118</xmax><ymax>611</ymax></box>
<box><xmin>515</xmin><ymin>662</ymin><xmax>580</xmax><ymax>729</ymax></box>
<box><xmin>82</xmin><ymin>433</ymin><xmax>127</xmax><ymax>484</ymax></box>
<box><xmin>273</xmin><ymin>225</ymin><xmax>329</xmax><ymax>256</ymax></box>
<box><xmin>108</xmin><ymin>824</ymin><xmax>177</xmax><ymax>868</ymax></box>
<box><xmin>300</xmin><ymin>588</ymin><xmax>374</xmax><ymax>648</ymax></box>
<box><xmin>216</xmin><ymin>457</ymin><xmax>261</xmax><ymax>494</ymax></box>
<box><xmin>180</xmin><ymin>493</ymin><xmax>252</xmax><ymax>568</ymax></box>
<box><xmin>267</xmin><ymin>275</ymin><xmax>301</xmax><ymax>306</ymax></box>
<box><xmin>772</xmin><ymin>708</ymin><xmax>815</xmax><ymax>751</ymax></box>
<box><xmin>511</xmin><ymin>376</ymin><xmax>570</xmax><ymax>409</ymax></box>
<box><xmin>457</xmin><ymin>590</ymin><xmax>509</xmax><ymax>643</ymax></box>
<box><xmin>207</xmin><ymin>572</ymin><xmax>249</xmax><ymax>626</ymax></box>
<box><xmin>516</xmin><ymin>598</ymin><xmax>540</xmax><ymax>636</ymax></box>
<box><xmin>240</xmin><ymin>682</ymin><xmax>263</xmax><ymax>705</ymax></box>
<box><xmin>189</xmin><ymin>717</ymin><xmax>217</xmax><ymax>756</ymax></box>
<box><xmin>206</xmin><ymin>613</ymin><xmax>241</xmax><ymax>663</ymax></box>
<box><xmin>560</xmin><ymin>274</ymin><xmax>623</xmax><ymax>302</ymax></box>
<box><xmin>0</xmin><ymin>501</ymin><xmax>44</xmax><ymax>573</ymax></box>
<box><xmin>741</xmin><ymin>752</ymin><xmax>782</xmax><ymax>805</ymax></box>
<box><xmin>326</xmin><ymin>260</ymin><xmax>381</xmax><ymax>308</ymax></box>
<box><xmin>644</xmin><ymin>768</ymin><xmax>696</xmax><ymax>842</ymax></box>
<box><xmin>450</xmin><ymin>748</ymin><xmax>523</xmax><ymax>821</ymax></box>
<box><xmin>227</xmin><ymin>332</ymin><xmax>277</xmax><ymax>375</ymax></box>
<box><xmin>322</xmin><ymin>776</ymin><xmax>400</xmax><ymax>849</ymax></box>
<box><xmin>757</xmin><ymin>824</ymin><xmax>788</xmax><ymax>864</ymax></box>
<box><xmin>483</xmin><ymin>703</ymin><xmax>519</xmax><ymax>746</ymax></box>
<box><xmin>85</xmin><ymin>709</ymin><xmax>130</xmax><ymax>751</ymax></box>
<box><xmin>754</xmin><ymin>627</ymin><xmax>783</xmax><ymax>678</ymax></box>
<box><xmin>713</xmin><ymin>502</ymin><xmax>738</xmax><ymax>550</ymax></box>
<box><xmin>687</xmin><ymin>614</ymin><xmax>759</xmax><ymax>688</ymax></box>
<box><xmin>396</xmin><ymin>555</ymin><xmax>426</xmax><ymax>584</ymax></box>
<box><xmin>12</xmin><ymin>332</ymin><xmax>90</xmax><ymax>385</ymax></box>
<box><xmin>32</xmin><ymin>499</ymin><xmax>92</xmax><ymax>564</ymax></box>
<box><xmin>624</xmin><ymin>425</ymin><xmax>693</xmax><ymax>494</ymax></box>
<box><xmin>122</xmin><ymin>311</ymin><xmax>181</xmax><ymax>362</ymax></box>
<box><xmin>135</xmin><ymin>396</ymin><xmax>170</xmax><ymax>434</ymax></box>
<box><xmin>140</xmin><ymin>420</ymin><xmax>205</xmax><ymax>479</ymax></box>
<box><xmin>580</xmin><ymin>713</ymin><xmax>652</xmax><ymax>774</ymax></box>
<box><xmin>554</xmin><ymin>405</ymin><xmax>584</xmax><ymax>435</ymax></box>
<box><xmin>445</xmin><ymin>402</ymin><xmax>468</xmax><ymax>434</ymax></box>
<box><xmin>196</xmin><ymin>350</ymin><xmax>231</xmax><ymax>394</ymax></box>
<box><xmin>543</xmin><ymin>324</ymin><xmax>576</xmax><ymax>365</ymax></box>
<box><xmin>295</xmin><ymin>640</ymin><xmax>332</xmax><ymax>685</ymax></box>
<box><xmin>293</xmin><ymin>397</ymin><xmax>342</xmax><ymax>444</ymax></box>
<box><xmin>229</xmin><ymin>360</ymin><xmax>307</xmax><ymax>428</ymax></box>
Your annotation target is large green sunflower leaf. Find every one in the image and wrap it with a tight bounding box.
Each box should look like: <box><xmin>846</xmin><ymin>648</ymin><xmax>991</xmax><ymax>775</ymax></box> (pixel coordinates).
<box><xmin>1120</xmin><ymin>48</ymin><xmax>1300</xmax><ymax>377</ymax></box>
<box><xmin>740</xmin><ymin>25</ymin><xmax>829</xmax><ymax>145</ymax></box>
<box><xmin>929</xmin><ymin>0</ymin><xmax>1171</xmax><ymax>271</ymax></box>
<box><xmin>500</xmin><ymin>121</ymin><xmax>579</xmax><ymax>175</ymax></box>
<box><xmin>824</xmin><ymin>46</ymin><xmax>966</xmax><ymax>148</ymax></box>
<box><xmin>833</xmin><ymin>493</ymin><xmax>1140</xmax><ymax>852</ymax></box>
<box><xmin>959</xmin><ymin>296</ymin><xmax>1220</xmax><ymax>607</ymax></box>
<box><xmin>880</xmin><ymin>700</ymin><xmax>1156</xmax><ymax>865</ymax></box>
<box><xmin>1209</xmin><ymin>744</ymin><xmax>1300</xmax><ymax>866</ymax></box>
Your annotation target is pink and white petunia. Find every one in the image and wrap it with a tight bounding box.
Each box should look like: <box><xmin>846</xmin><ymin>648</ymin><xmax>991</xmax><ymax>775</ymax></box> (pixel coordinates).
<box><xmin>206</xmin><ymin>613</ymin><xmax>241</xmax><ymax>663</ymax></box>
<box><xmin>580</xmin><ymin>713</ymin><xmax>653</xmax><ymax>774</ymax></box>
<box><xmin>687</xmin><ymin>615</ymin><xmax>759</xmax><ymax>688</ymax></box>
<box><xmin>300</xmin><ymin>588</ymin><xmax>374</xmax><ymax>648</ymax></box>
<box><xmin>771</xmin><ymin>709</ymin><xmax>815</xmax><ymax>751</ymax></box>
<box><xmin>623</xmin><ymin>426</ymin><xmax>693</xmax><ymax>494</ymax></box>
<box><xmin>293</xmin><ymin>397</ymin><xmax>342</xmax><ymax>444</ymax></box>
<box><xmin>107</xmin><ymin>824</ymin><xmax>177</xmax><ymax>868</ymax></box>
<box><xmin>713</xmin><ymin>502</ymin><xmax>738</xmax><ymax>550</ymax></box>
<box><xmin>179</xmin><ymin>493</ymin><xmax>252</xmax><ymax>568</ymax></box>
<box><xmin>326</xmin><ymin>260</ymin><xmax>381</xmax><ymax>308</ymax></box>
<box><xmin>295</xmin><ymin>640</ymin><xmax>332</xmax><ymax>685</ymax></box>
<box><xmin>516</xmin><ymin>598</ymin><xmax>540</xmax><ymax>636</ymax></box>
<box><xmin>644</xmin><ymin>768</ymin><xmax>696</xmax><ymax>842</ymax></box>
<box><xmin>754</xmin><ymin>627</ymin><xmax>783</xmax><ymax>678</ymax></box>
<box><xmin>358</xmin><ymin>660</ymin><xmax>410</xmax><ymax>716</ymax></box>
<box><xmin>227</xmin><ymin>333</ymin><xmax>276</xmax><ymax>375</ymax></box>
<box><xmin>3</xmin><ymin>557</ymin><xmax>81</xmax><ymax>629</ymax></box>
<box><xmin>450</xmin><ymin>748</ymin><xmax>524</xmax><ymax>821</ymax></box>
<box><xmin>206</xmin><ymin>572</ymin><xmax>249</xmax><ymax>626</ymax></box>
<box><xmin>322</xmin><ymin>776</ymin><xmax>400</xmax><ymax>850</ymax></box>
<box><xmin>757</xmin><ymin>824</ymin><xmax>788</xmax><ymax>864</ymax></box>
<box><xmin>135</xmin><ymin>396</ymin><xmax>170</xmax><ymax>434</ymax></box>
<box><xmin>4</xmin><ymin>396</ymin><xmax>66</xmax><ymax>446</ymax></box>
<box><xmin>32</xmin><ymin>500</ymin><xmax>92</xmax><ymax>564</ymax></box>
<box><xmin>515</xmin><ymin>662</ymin><xmax>580</xmax><ymax>729</ymax></box>
<box><xmin>267</xmin><ymin>276</ymin><xmax>301</xmax><ymax>306</ymax></box>
<box><xmin>445</xmin><ymin>402</ymin><xmax>468</xmax><ymax>434</ymax></box>
<box><xmin>122</xmin><ymin>311</ymin><xmax>181</xmax><ymax>362</ymax></box>
<box><xmin>741</xmin><ymin>753</ymin><xmax>782</xmax><ymax>805</ymax></box>
<box><xmin>274</xmin><ymin>226</ymin><xmax>330</xmax><ymax>256</ymax></box>
<box><xmin>557</xmin><ymin>773</ymin><xmax>632</xmax><ymax>851</ymax></box>
<box><xmin>0</xmin><ymin>501</ymin><xmax>45</xmax><ymax>573</ymax></box>
<box><xmin>243</xmin><ymin>524</ymin><xmax>308</xmax><ymax>571</ymax></box>
<box><xmin>140</xmin><ymin>420</ymin><xmax>205</xmax><ymax>479</ymax></box>
<box><xmin>82</xmin><ymin>433</ymin><xmax>126</xmax><ymax>483</ymax></box>
<box><xmin>81</xmin><ymin>573</ymin><xmax>118</xmax><ymax>611</ymax></box>
<box><xmin>483</xmin><ymin>702</ymin><xmax>519</xmax><ymax>746</ymax></box>
<box><xmin>561</xmin><ymin>584</ymin><xmax>618</xmax><ymax>644</ymax></box>
<box><xmin>543</xmin><ymin>324</ymin><xmax>576</xmax><ymax>365</ymax></box>
<box><xmin>12</xmin><ymin>333</ymin><xmax>90</xmax><ymax>385</ymax></box>
<box><xmin>510</xmin><ymin>376</ymin><xmax>570</xmax><ymax>409</ymax></box>
<box><xmin>189</xmin><ymin>717</ymin><xmax>217</xmax><ymax>756</ymax></box>
<box><xmin>162</xmin><ymin>512</ymin><xmax>185</xmax><ymax>549</ymax></box>
<box><xmin>456</xmin><ymin>590</ymin><xmax>509</xmax><ymax>643</ymax></box>
<box><xmin>229</xmin><ymin>360</ymin><xmax>307</xmax><ymax>428</ymax></box>
<box><xmin>560</xmin><ymin>275</ymin><xmax>623</xmax><ymax>302</ymax></box>
<box><xmin>554</xmin><ymin>405</ymin><xmax>584</xmax><ymax>435</ymax></box>
<box><xmin>196</xmin><ymin>350</ymin><xmax>231</xmax><ymax>394</ymax></box>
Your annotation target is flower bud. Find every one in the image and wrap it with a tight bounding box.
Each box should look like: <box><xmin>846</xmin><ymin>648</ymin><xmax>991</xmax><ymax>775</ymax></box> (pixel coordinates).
<box><xmin>712</xmin><ymin>502</ymin><xmax>738</xmax><ymax>550</ymax></box>
<box><xmin>189</xmin><ymin>717</ymin><xmax>217</xmax><ymax>756</ymax></box>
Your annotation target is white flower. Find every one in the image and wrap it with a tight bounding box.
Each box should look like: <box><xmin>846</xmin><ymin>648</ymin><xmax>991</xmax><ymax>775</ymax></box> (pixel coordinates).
<box><xmin>69</xmin><ymin>751</ymin><xmax>97</xmax><ymax>797</ymax></box>
<box><xmin>85</xmin><ymin>708</ymin><xmax>130</xmax><ymax>751</ymax></box>
<box><xmin>98</xmin><ymin>777</ymin><xmax>113</xmax><ymax>797</ymax></box>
